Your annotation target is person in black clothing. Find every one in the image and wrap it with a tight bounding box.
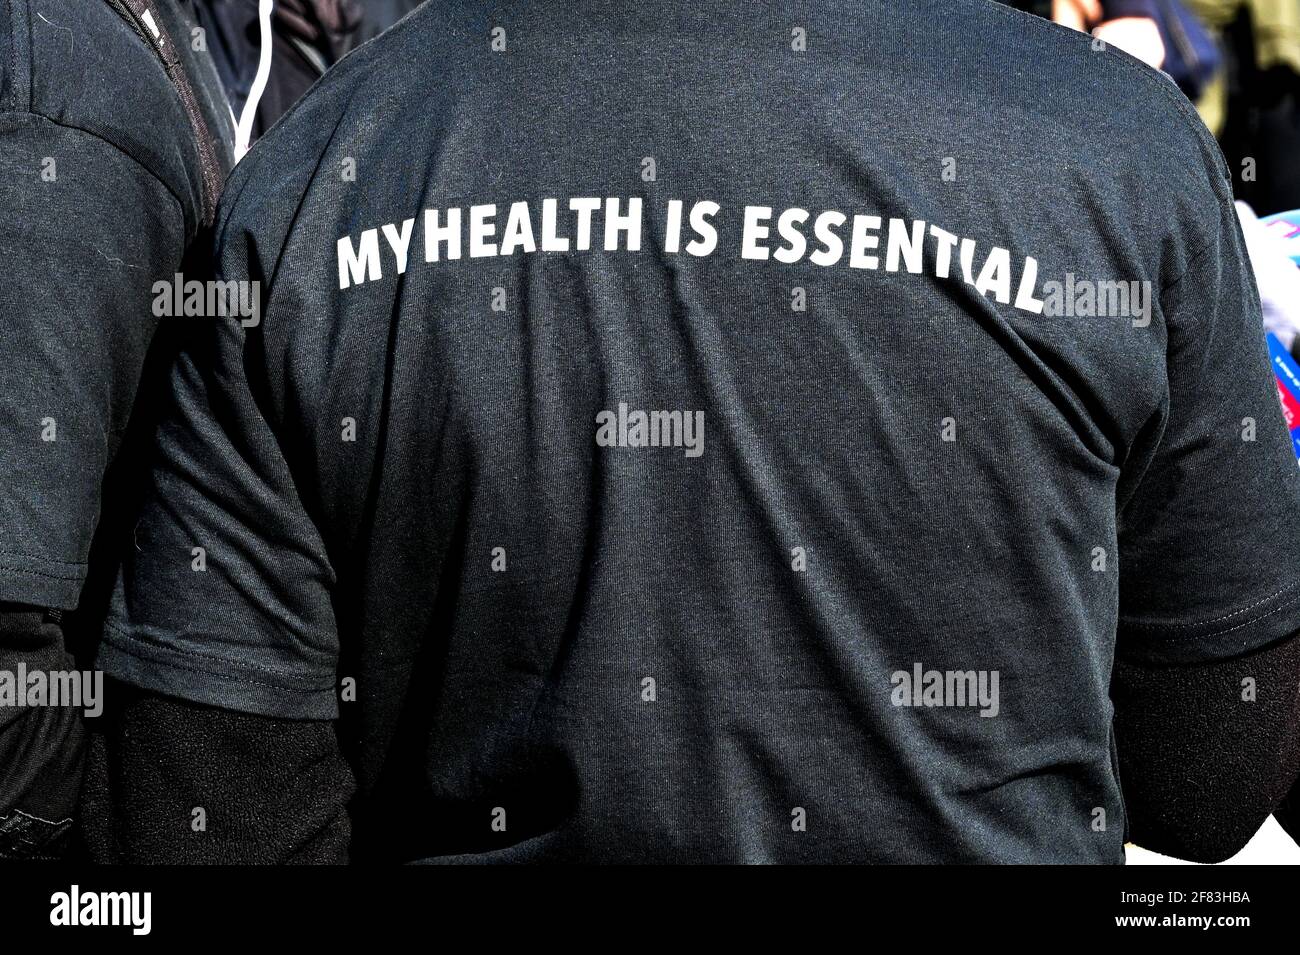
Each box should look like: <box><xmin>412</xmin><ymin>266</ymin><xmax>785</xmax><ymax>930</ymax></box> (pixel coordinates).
<box><xmin>82</xmin><ymin>0</ymin><xmax>1300</xmax><ymax>864</ymax></box>
<box><xmin>0</xmin><ymin>0</ymin><xmax>234</xmax><ymax>860</ymax></box>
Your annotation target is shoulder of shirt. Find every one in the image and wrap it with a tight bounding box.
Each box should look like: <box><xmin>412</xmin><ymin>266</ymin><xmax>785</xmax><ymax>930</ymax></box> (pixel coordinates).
<box><xmin>218</xmin><ymin>0</ymin><xmax>1235</xmax><ymax>245</ymax></box>
<box><xmin>0</xmin><ymin>0</ymin><xmax>207</xmax><ymax>231</ymax></box>
<box><xmin>973</xmin><ymin>0</ymin><xmax>1230</xmax><ymax>201</ymax></box>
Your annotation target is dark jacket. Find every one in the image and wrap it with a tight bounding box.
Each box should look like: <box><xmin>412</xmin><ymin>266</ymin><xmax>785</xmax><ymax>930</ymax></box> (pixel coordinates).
<box><xmin>193</xmin><ymin>0</ymin><xmax>424</xmax><ymax>139</ymax></box>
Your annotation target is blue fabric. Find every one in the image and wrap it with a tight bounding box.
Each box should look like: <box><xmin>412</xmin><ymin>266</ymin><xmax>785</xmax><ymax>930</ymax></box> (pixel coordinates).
<box><xmin>1154</xmin><ymin>0</ymin><xmax>1221</xmax><ymax>96</ymax></box>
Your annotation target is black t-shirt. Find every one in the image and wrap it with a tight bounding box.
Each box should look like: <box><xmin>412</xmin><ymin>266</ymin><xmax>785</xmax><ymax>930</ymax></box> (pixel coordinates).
<box><xmin>0</xmin><ymin>0</ymin><xmax>233</xmax><ymax>612</ymax></box>
<box><xmin>98</xmin><ymin>0</ymin><xmax>1300</xmax><ymax>863</ymax></box>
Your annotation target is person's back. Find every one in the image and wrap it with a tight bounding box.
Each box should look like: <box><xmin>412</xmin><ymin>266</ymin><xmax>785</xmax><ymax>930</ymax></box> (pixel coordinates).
<box><xmin>94</xmin><ymin>0</ymin><xmax>1300</xmax><ymax>863</ymax></box>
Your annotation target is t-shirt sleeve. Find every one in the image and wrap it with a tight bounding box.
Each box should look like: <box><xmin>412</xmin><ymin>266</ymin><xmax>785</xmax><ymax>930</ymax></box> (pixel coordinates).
<box><xmin>1117</xmin><ymin>193</ymin><xmax>1300</xmax><ymax>665</ymax></box>
<box><xmin>96</xmin><ymin>248</ymin><xmax>341</xmax><ymax>720</ymax></box>
<box><xmin>0</xmin><ymin>115</ymin><xmax>184</xmax><ymax>609</ymax></box>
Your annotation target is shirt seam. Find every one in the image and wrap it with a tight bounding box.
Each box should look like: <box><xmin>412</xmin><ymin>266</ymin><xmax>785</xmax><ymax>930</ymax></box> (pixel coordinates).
<box><xmin>0</xmin><ymin>109</ymin><xmax>187</xmax><ymax>227</ymax></box>
<box><xmin>3</xmin><ymin>0</ymin><xmax>30</xmax><ymax>113</ymax></box>
<box><xmin>0</xmin><ymin>559</ymin><xmax>84</xmax><ymax>583</ymax></box>
<box><xmin>1120</xmin><ymin>581</ymin><xmax>1300</xmax><ymax>639</ymax></box>
<box><xmin>0</xmin><ymin>547</ymin><xmax>84</xmax><ymax>567</ymax></box>
<box><xmin>101</xmin><ymin>617</ymin><xmax>337</xmax><ymax>691</ymax></box>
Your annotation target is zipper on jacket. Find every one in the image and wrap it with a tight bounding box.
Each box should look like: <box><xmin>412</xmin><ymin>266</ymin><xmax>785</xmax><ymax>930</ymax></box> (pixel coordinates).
<box><xmin>102</xmin><ymin>0</ymin><xmax>224</xmax><ymax>226</ymax></box>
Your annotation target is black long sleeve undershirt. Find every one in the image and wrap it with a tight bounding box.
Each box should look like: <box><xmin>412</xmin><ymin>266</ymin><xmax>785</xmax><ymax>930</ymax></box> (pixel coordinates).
<box><xmin>1113</xmin><ymin>628</ymin><xmax>1300</xmax><ymax>863</ymax></box>
<box><xmin>0</xmin><ymin>605</ymin><xmax>84</xmax><ymax>861</ymax></box>
<box><xmin>77</xmin><ymin>623</ymin><xmax>1300</xmax><ymax>865</ymax></box>
<box><xmin>78</xmin><ymin>679</ymin><xmax>355</xmax><ymax>864</ymax></box>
